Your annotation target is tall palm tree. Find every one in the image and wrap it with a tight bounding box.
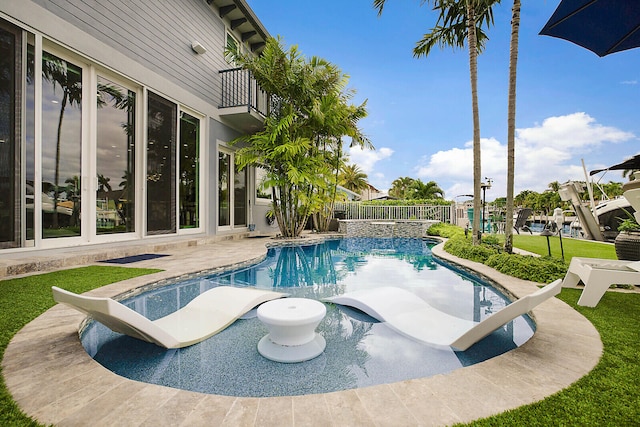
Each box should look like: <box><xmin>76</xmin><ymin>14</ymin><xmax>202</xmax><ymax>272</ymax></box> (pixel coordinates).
<box><xmin>42</xmin><ymin>53</ymin><xmax>82</xmax><ymax>228</ymax></box>
<box><xmin>339</xmin><ymin>164</ymin><xmax>369</xmax><ymax>193</ymax></box>
<box><xmin>504</xmin><ymin>0</ymin><xmax>521</xmax><ymax>254</ymax></box>
<box><xmin>374</xmin><ymin>0</ymin><xmax>498</xmax><ymax>244</ymax></box>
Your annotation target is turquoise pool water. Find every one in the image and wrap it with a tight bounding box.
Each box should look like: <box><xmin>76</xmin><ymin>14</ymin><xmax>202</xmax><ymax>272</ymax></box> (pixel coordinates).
<box><xmin>81</xmin><ymin>237</ymin><xmax>534</xmax><ymax>397</ymax></box>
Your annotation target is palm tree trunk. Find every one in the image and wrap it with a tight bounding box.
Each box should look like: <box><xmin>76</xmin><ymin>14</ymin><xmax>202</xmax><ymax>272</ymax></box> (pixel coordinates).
<box><xmin>53</xmin><ymin>90</ymin><xmax>69</xmax><ymax>229</ymax></box>
<box><xmin>467</xmin><ymin>2</ymin><xmax>482</xmax><ymax>245</ymax></box>
<box><xmin>504</xmin><ymin>0</ymin><xmax>521</xmax><ymax>254</ymax></box>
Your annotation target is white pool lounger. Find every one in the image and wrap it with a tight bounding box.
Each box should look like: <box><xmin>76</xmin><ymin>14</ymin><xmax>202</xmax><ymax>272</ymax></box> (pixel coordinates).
<box><xmin>324</xmin><ymin>279</ymin><xmax>562</xmax><ymax>351</ymax></box>
<box><xmin>52</xmin><ymin>286</ymin><xmax>287</xmax><ymax>349</ymax></box>
<box><xmin>561</xmin><ymin>257</ymin><xmax>640</xmax><ymax>307</ymax></box>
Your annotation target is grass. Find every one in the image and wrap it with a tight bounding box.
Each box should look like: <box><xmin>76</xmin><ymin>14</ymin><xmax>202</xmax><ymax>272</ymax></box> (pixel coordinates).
<box><xmin>462</xmin><ymin>288</ymin><xmax>640</xmax><ymax>426</ymax></box>
<box><xmin>0</xmin><ymin>266</ymin><xmax>161</xmax><ymax>426</ymax></box>
<box><xmin>511</xmin><ymin>234</ymin><xmax>617</xmax><ymax>261</ymax></box>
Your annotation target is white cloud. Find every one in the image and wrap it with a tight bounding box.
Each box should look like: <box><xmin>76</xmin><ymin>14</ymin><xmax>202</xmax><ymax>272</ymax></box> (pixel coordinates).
<box><xmin>621</xmin><ymin>80</ymin><xmax>638</xmax><ymax>85</ymax></box>
<box><xmin>414</xmin><ymin>113</ymin><xmax>636</xmax><ymax>200</ymax></box>
<box><xmin>348</xmin><ymin>146</ymin><xmax>393</xmax><ymax>173</ymax></box>
<box><xmin>516</xmin><ymin>112</ymin><xmax>633</xmax><ymax>150</ymax></box>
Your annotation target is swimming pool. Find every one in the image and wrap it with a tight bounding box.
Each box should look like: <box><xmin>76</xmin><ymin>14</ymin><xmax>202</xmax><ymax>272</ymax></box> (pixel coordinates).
<box><xmin>80</xmin><ymin>237</ymin><xmax>535</xmax><ymax>397</ymax></box>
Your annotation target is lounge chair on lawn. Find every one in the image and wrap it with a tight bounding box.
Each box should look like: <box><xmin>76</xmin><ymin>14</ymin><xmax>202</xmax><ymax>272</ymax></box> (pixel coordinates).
<box><xmin>561</xmin><ymin>257</ymin><xmax>640</xmax><ymax>307</ymax></box>
<box><xmin>514</xmin><ymin>208</ymin><xmax>533</xmax><ymax>234</ymax></box>
<box><xmin>323</xmin><ymin>279</ymin><xmax>562</xmax><ymax>351</ymax></box>
<box><xmin>52</xmin><ymin>286</ymin><xmax>287</xmax><ymax>348</ymax></box>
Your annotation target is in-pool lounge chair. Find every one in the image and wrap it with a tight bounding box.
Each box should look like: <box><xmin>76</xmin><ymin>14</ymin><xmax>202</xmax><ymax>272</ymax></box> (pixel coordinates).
<box><xmin>323</xmin><ymin>279</ymin><xmax>562</xmax><ymax>351</ymax></box>
<box><xmin>52</xmin><ymin>286</ymin><xmax>287</xmax><ymax>349</ymax></box>
<box><xmin>561</xmin><ymin>257</ymin><xmax>640</xmax><ymax>307</ymax></box>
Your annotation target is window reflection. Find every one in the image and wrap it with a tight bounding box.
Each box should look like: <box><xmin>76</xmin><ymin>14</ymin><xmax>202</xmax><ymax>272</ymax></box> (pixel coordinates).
<box><xmin>146</xmin><ymin>92</ymin><xmax>176</xmax><ymax>234</ymax></box>
<box><xmin>96</xmin><ymin>76</ymin><xmax>136</xmax><ymax>234</ymax></box>
<box><xmin>234</xmin><ymin>162</ymin><xmax>246</xmax><ymax>227</ymax></box>
<box><xmin>41</xmin><ymin>51</ymin><xmax>82</xmax><ymax>238</ymax></box>
<box><xmin>179</xmin><ymin>112</ymin><xmax>199</xmax><ymax>229</ymax></box>
<box><xmin>0</xmin><ymin>22</ymin><xmax>20</xmax><ymax>247</ymax></box>
<box><xmin>218</xmin><ymin>151</ymin><xmax>230</xmax><ymax>227</ymax></box>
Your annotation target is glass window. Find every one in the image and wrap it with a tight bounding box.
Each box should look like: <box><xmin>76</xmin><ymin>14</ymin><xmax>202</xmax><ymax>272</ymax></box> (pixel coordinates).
<box><xmin>234</xmin><ymin>162</ymin><xmax>246</xmax><ymax>227</ymax></box>
<box><xmin>146</xmin><ymin>92</ymin><xmax>176</xmax><ymax>234</ymax></box>
<box><xmin>218</xmin><ymin>149</ymin><xmax>247</xmax><ymax>228</ymax></box>
<box><xmin>218</xmin><ymin>151</ymin><xmax>230</xmax><ymax>227</ymax></box>
<box><xmin>0</xmin><ymin>21</ymin><xmax>20</xmax><ymax>248</ymax></box>
<box><xmin>25</xmin><ymin>37</ymin><xmax>35</xmax><ymax>242</ymax></box>
<box><xmin>256</xmin><ymin>167</ymin><xmax>272</xmax><ymax>201</ymax></box>
<box><xmin>225</xmin><ymin>32</ymin><xmax>239</xmax><ymax>64</ymax></box>
<box><xmin>179</xmin><ymin>112</ymin><xmax>199</xmax><ymax>229</ymax></box>
<box><xmin>96</xmin><ymin>76</ymin><xmax>136</xmax><ymax>234</ymax></box>
<box><xmin>41</xmin><ymin>51</ymin><xmax>82</xmax><ymax>239</ymax></box>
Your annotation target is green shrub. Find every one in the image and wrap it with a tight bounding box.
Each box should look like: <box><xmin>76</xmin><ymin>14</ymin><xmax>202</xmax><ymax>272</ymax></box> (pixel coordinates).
<box><xmin>427</xmin><ymin>222</ymin><xmax>465</xmax><ymax>238</ymax></box>
<box><xmin>485</xmin><ymin>253</ymin><xmax>568</xmax><ymax>283</ymax></box>
<box><xmin>443</xmin><ymin>235</ymin><xmax>500</xmax><ymax>263</ymax></box>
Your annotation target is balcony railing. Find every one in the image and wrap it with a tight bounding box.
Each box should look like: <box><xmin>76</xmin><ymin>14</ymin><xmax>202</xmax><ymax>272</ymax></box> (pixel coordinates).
<box><xmin>219</xmin><ymin>67</ymin><xmax>271</xmax><ymax>116</ymax></box>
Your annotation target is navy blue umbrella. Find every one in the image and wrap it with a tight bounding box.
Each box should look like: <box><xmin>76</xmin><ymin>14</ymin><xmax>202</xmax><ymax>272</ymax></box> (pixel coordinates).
<box><xmin>540</xmin><ymin>0</ymin><xmax>640</xmax><ymax>57</ymax></box>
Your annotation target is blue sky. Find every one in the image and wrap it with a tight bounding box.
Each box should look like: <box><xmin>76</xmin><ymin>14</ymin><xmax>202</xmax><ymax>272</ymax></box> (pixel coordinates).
<box><xmin>247</xmin><ymin>0</ymin><xmax>640</xmax><ymax>201</ymax></box>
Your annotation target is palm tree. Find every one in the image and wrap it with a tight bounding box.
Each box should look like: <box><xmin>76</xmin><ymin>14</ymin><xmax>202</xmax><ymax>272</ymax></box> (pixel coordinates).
<box><xmin>407</xmin><ymin>179</ymin><xmax>445</xmax><ymax>199</ymax></box>
<box><xmin>339</xmin><ymin>164</ymin><xmax>369</xmax><ymax>193</ymax></box>
<box><xmin>389</xmin><ymin>176</ymin><xmax>415</xmax><ymax>199</ymax></box>
<box><xmin>374</xmin><ymin>0</ymin><xmax>498</xmax><ymax>244</ymax></box>
<box><xmin>504</xmin><ymin>0</ymin><xmax>521</xmax><ymax>254</ymax></box>
<box><xmin>42</xmin><ymin>53</ymin><xmax>82</xmax><ymax>228</ymax></box>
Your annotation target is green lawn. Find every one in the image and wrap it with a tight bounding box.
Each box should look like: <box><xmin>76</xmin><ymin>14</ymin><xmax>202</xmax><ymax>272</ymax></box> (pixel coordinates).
<box><xmin>512</xmin><ymin>234</ymin><xmax>617</xmax><ymax>261</ymax></box>
<box><xmin>0</xmin><ymin>266</ymin><xmax>161</xmax><ymax>426</ymax></box>
<box><xmin>463</xmin><ymin>288</ymin><xmax>640</xmax><ymax>426</ymax></box>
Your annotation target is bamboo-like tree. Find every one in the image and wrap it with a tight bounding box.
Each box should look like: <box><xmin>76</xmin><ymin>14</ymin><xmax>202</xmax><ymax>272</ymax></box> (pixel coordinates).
<box><xmin>374</xmin><ymin>0</ymin><xmax>498</xmax><ymax>244</ymax></box>
<box><xmin>231</xmin><ymin>37</ymin><xmax>370</xmax><ymax>237</ymax></box>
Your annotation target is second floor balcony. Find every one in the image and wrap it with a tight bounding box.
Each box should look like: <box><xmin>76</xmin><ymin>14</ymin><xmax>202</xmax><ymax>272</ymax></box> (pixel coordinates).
<box><xmin>219</xmin><ymin>67</ymin><xmax>274</xmax><ymax>134</ymax></box>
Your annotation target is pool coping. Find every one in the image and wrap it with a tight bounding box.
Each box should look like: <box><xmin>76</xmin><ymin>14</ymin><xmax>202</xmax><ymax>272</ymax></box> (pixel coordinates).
<box><xmin>2</xmin><ymin>238</ymin><xmax>603</xmax><ymax>426</ymax></box>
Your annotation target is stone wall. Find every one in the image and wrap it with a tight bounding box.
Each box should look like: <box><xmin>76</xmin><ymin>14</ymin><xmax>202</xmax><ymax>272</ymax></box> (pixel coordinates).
<box><xmin>338</xmin><ymin>220</ymin><xmax>437</xmax><ymax>238</ymax></box>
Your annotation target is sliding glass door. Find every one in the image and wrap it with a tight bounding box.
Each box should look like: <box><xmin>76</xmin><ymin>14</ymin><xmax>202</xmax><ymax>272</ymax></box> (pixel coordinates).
<box><xmin>146</xmin><ymin>92</ymin><xmax>176</xmax><ymax>235</ymax></box>
<box><xmin>0</xmin><ymin>21</ymin><xmax>21</xmax><ymax>248</ymax></box>
<box><xmin>96</xmin><ymin>76</ymin><xmax>136</xmax><ymax>235</ymax></box>
<box><xmin>218</xmin><ymin>148</ymin><xmax>247</xmax><ymax>229</ymax></box>
<box><xmin>41</xmin><ymin>51</ymin><xmax>83</xmax><ymax>239</ymax></box>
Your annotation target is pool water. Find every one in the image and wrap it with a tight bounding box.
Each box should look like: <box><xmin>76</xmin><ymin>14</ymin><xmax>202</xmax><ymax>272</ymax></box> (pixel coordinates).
<box><xmin>81</xmin><ymin>238</ymin><xmax>534</xmax><ymax>397</ymax></box>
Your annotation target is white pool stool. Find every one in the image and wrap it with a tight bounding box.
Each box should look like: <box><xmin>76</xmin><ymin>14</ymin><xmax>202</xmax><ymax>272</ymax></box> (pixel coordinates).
<box><xmin>257</xmin><ymin>298</ymin><xmax>326</xmax><ymax>363</ymax></box>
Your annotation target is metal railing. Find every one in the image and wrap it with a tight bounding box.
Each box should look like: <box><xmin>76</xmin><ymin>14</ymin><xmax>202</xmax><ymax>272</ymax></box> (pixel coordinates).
<box><xmin>219</xmin><ymin>68</ymin><xmax>272</xmax><ymax>116</ymax></box>
<box><xmin>334</xmin><ymin>202</ymin><xmax>454</xmax><ymax>223</ymax></box>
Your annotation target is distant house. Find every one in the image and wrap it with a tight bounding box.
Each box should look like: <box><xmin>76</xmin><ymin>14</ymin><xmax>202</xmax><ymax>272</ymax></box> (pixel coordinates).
<box><xmin>359</xmin><ymin>184</ymin><xmax>387</xmax><ymax>201</ymax></box>
<box><xmin>337</xmin><ymin>185</ymin><xmax>361</xmax><ymax>201</ymax></box>
<box><xmin>0</xmin><ymin>0</ymin><xmax>278</xmax><ymax>252</ymax></box>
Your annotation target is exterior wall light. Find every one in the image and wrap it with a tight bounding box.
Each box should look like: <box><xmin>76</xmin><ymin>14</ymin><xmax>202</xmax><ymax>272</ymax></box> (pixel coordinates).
<box><xmin>191</xmin><ymin>42</ymin><xmax>207</xmax><ymax>54</ymax></box>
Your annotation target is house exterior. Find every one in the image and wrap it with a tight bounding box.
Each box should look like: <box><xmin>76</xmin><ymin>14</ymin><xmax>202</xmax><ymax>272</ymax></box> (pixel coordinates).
<box><xmin>0</xmin><ymin>0</ymin><xmax>278</xmax><ymax>253</ymax></box>
<box><xmin>359</xmin><ymin>183</ymin><xmax>387</xmax><ymax>201</ymax></box>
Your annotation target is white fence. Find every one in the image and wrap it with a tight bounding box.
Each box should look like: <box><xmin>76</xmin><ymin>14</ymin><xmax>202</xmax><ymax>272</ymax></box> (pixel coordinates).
<box><xmin>333</xmin><ymin>202</ymin><xmax>455</xmax><ymax>223</ymax></box>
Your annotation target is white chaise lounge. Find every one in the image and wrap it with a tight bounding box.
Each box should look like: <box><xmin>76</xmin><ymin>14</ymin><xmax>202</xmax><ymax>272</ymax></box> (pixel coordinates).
<box><xmin>52</xmin><ymin>286</ymin><xmax>287</xmax><ymax>349</ymax></box>
<box><xmin>561</xmin><ymin>257</ymin><xmax>640</xmax><ymax>307</ymax></box>
<box><xmin>323</xmin><ymin>279</ymin><xmax>562</xmax><ymax>351</ymax></box>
